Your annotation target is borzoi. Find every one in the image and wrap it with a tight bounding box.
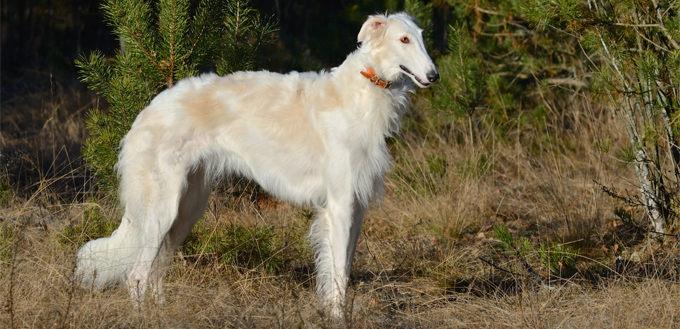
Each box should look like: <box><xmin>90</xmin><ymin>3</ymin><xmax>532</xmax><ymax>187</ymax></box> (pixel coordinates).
<box><xmin>75</xmin><ymin>12</ymin><xmax>438</xmax><ymax>317</ymax></box>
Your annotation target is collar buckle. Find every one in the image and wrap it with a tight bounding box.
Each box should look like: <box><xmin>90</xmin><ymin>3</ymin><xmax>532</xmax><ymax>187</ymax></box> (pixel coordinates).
<box><xmin>360</xmin><ymin>67</ymin><xmax>392</xmax><ymax>88</ymax></box>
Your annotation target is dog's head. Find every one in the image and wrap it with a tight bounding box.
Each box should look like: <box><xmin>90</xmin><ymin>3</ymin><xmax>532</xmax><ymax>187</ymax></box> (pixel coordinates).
<box><xmin>358</xmin><ymin>12</ymin><xmax>438</xmax><ymax>88</ymax></box>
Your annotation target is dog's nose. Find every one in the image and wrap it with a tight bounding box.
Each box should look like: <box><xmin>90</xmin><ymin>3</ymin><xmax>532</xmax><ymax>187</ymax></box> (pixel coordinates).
<box><xmin>427</xmin><ymin>70</ymin><xmax>439</xmax><ymax>83</ymax></box>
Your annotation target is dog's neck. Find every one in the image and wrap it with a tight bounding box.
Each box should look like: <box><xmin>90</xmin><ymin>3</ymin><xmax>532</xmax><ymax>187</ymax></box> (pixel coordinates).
<box><xmin>360</xmin><ymin>66</ymin><xmax>392</xmax><ymax>88</ymax></box>
<box><xmin>328</xmin><ymin>49</ymin><xmax>413</xmax><ymax>140</ymax></box>
<box><xmin>335</xmin><ymin>49</ymin><xmax>413</xmax><ymax>93</ymax></box>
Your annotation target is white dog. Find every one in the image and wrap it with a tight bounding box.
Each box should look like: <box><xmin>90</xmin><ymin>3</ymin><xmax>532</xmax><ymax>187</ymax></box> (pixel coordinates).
<box><xmin>76</xmin><ymin>12</ymin><xmax>438</xmax><ymax>317</ymax></box>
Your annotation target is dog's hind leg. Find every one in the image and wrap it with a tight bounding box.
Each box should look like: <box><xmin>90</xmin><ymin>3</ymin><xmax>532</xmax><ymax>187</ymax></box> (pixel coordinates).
<box><xmin>167</xmin><ymin>166</ymin><xmax>211</xmax><ymax>251</ymax></box>
<box><xmin>149</xmin><ymin>166</ymin><xmax>212</xmax><ymax>303</ymax></box>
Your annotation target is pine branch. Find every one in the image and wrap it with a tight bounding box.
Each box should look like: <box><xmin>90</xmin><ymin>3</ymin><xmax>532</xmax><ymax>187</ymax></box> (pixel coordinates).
<box><xmin>158</xmin><ymin>0</ymin><xmax>189</xmax><ymax>86</ymax></box>
<box><xmin>117</xmin><ymin>79</ymin><xmax>130</xmax><ymax>130</ymax></box>
<box><xmin>168</xmin><ymin>0</ymin><xmax>179</xmax><ymax>87</ymax></box>
<box><xmin>651</xmin><ymin>0</ymin><xmax>680</xmax><ymax>50</ymax></box>
<box><xmin>184</xmin><ymin>3</ymin><xmax>215</xmax><ymax>63</ymax></box>
<box><xmin>109</xmin><ymin>0</ymin><xmax>169</xmax><ymax>85</ymax></box>
<box><xmin>76</xmin><ymin>52</ymin><xmax>115</xmax><ymax>96</ymax></box>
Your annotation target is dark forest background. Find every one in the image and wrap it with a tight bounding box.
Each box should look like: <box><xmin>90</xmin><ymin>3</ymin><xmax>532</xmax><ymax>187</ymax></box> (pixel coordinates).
<box><xmin>1</xmin><ymin>0</ymin><xmax>444</xmax><ymax>194</ymax></box>
<box><xmin>1</xmin><ymin>0</ymin><xmax>449</xmax><ymax>85</ymax></box>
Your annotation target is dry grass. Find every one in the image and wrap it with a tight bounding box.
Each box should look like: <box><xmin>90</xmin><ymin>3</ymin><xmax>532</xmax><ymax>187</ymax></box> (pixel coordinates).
<box><xmin>2</xmin><ymin>82</ymin><xmax>680</xmax><ymax>328</ymax></box>
<box><xmin>2</xmin><ymin>75</ymin><xmax>100</xmax><ymax>205</ymax></box>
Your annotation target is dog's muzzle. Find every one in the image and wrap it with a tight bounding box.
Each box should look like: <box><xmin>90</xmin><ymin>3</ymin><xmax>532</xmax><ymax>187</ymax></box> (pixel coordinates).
<box><xmin>400</xmin><ymin>65</ymin><xmax>438</xmax><ymax>87</ymax></box>
<box><xmin>426</xmin><ymin>70</ymin><xmax>439</xmax><ymax>83</ymax></box>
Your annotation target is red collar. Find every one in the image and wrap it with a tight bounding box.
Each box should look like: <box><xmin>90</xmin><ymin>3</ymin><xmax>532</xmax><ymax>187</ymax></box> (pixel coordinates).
<box><xmin>360</xmin><ymin>66</ymin><xmax>392</xmax><ymax>88</ymax></box>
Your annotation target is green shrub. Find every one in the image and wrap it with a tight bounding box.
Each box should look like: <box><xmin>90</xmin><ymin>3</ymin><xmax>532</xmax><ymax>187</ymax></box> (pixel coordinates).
<box><xmin>0</xmin><ymin>174</ymin><xmax>14</xmax><ymax>206</ymax></box>
<box><xmin>180</xmin><ymin>222</ymin><xmax>283</xmax><ymax>272</ymax></box>
<box><xmin>0</xmin><ymin>225</ymin><xmax>16</xmax><ymax>271</ymax></box>
<box><xmin>454</xmin><ymin>151</ymin><xmax>491</xmax><ymax>181</ymax></box>
<box><xmin>77</xmin><ymin>0</ymin><xmax>277</xmax><ymax>193</ymax></box>
<box><xmin>59</xmin><ymin>205</ymin><xmax>118</xmax><ymax>247</ymax></box>
<box><xmin>492</xmin><ymin>222</ymin><xmax>578</xmax><ymax>277</ymax></box>
<box><xmin>523</xmin><ymin>0</ymin><xmax>680</xmax><ymax>233</ymax></box>
<box><xmin>391</xmin><ymin>145</ymin><xmax>448</xmax><ymax>196</ymax></box>
<box><xmin>537</xmin><ymin>242</ymin><xmax>577</xmax><ymax>276</ymax></box>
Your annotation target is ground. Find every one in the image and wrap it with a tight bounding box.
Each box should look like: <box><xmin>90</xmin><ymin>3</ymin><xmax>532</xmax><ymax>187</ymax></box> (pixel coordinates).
<box><xmin>1</xmin><ymin>78</ymin><xmax>679</xmax><ymax>328</ymax></box>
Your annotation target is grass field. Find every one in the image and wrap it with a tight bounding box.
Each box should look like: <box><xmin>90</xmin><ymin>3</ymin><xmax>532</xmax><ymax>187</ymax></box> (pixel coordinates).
<box><xmin>2</xmin><ymin>76</ymin><xmax>680</xmax><ymax>328</ymax></box>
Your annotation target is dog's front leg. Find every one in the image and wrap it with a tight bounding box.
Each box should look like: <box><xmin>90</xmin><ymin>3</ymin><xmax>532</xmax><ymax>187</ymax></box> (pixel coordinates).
<box><xmin>310</xmin><ymin>190</ymin><xmax>366</xmax><ymax>319</ymax></box>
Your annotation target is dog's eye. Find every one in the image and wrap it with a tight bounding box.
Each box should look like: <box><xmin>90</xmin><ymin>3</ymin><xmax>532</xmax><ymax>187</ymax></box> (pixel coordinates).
<box><xmin>400</xmin><ymin>37</ymin><xmax>410</xmax><ymax>44</ymax></box>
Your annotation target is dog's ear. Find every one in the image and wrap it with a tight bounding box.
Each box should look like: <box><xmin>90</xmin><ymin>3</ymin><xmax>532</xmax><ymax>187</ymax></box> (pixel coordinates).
<box><xmin>358</xmin><ymin>15</ymin><xmax>388</xmax><ymax>43</ymax></box>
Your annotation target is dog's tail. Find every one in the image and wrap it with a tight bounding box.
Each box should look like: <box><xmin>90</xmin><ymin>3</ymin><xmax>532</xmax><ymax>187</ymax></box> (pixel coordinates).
<box><xmin>74</xmin><ymin>217</ymin><xmax>141</xmax><ymax>289</ymax></box>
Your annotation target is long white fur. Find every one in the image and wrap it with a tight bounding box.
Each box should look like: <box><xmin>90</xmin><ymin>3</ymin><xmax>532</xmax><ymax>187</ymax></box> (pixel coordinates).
<box><xmin>75</xmin><ymin>12</ymin><xmax>437</xmax><ymax>317</ymax></box>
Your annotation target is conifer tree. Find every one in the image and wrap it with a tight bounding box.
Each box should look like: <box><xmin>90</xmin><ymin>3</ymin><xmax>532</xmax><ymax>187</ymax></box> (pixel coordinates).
<box><xmin>77</xmin><ymin>0</ymin><xmax>276</xmax><ymax>193</ymax></box>
<box><xmin>428</xmin><ymin>0</ymin><xmax>679</xmax><ymax>234</ymax></box>
<box><xmin>422</xmin><ymin>0</ymin><xmax>587</xmax><ymax>142</ymax></box>
<box><xmin>523</xmin><ymin>0</ymin><xmax>680</xmax><ymax>234</ymax></box>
